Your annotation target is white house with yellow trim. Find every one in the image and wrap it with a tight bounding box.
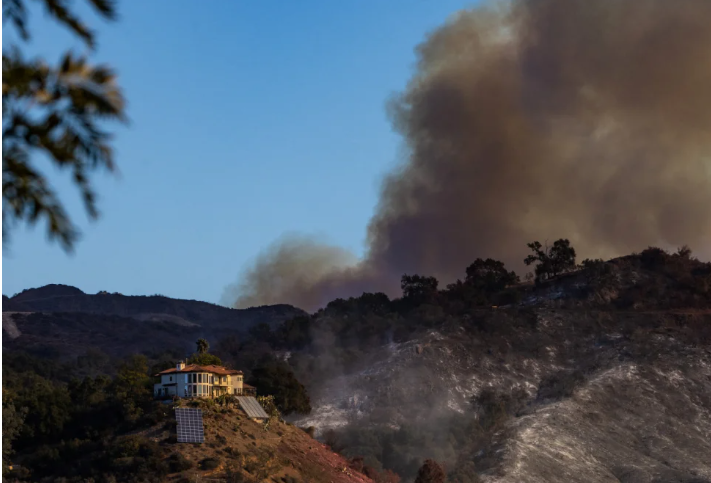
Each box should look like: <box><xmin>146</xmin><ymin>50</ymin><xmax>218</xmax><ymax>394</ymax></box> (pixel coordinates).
<box><xmin>153</xmin><ymin>361</ymin><xmax>255</xmax><ymax>399</ymax></box>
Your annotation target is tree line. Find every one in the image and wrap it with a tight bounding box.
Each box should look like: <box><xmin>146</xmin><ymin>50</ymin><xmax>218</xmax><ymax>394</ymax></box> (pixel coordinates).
<box><xmin>400</xmin><ymin>238</ymin><xmax>579</xmax><ymax>306</ymax></box>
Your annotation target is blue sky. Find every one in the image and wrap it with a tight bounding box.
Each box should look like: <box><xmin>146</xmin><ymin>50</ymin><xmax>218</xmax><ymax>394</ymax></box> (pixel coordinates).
<box><xmin>2</xmin><ymin>0</ymin><xmax>477</xmax><ymax>304</ymax></box>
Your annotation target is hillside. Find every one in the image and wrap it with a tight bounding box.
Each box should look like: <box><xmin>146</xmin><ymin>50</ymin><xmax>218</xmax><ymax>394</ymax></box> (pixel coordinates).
<box><xmin>4</xmin><ymin>247</ymin><xmax>711</xmax><ymax>482</ymax></box>
<box><xmin>3</xmin><ymin>311</ymin><xmax>202</xmax><ymax>361</ymax></box>
<box><xmin>160</xmin><ymin>400</ymin><xmax>377</xmax><ymax>483</ymax></box>
<box><xmin>281</xmin><ymin>248</ymin><xmax>711</xmax><ymax>481</ymax></box>
<box><xmin>2</xmin><ymin>284</ymin><xmax>306</xmax><ymax>362</ymax></box>
<box><xmin>7</xmin><ymin>396</ymin><xmax>379</xmax><ymax>483</ymax></box>
<box><xmin>4</xmin><ymin>284</ymin><xmax>305</xmax><ymax>331</ymax></box>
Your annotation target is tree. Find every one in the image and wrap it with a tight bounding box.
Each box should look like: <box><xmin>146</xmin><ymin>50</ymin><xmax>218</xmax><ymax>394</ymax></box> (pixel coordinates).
<box><xmin>580</xmin><ymin>258</ymin><xmax>615</xmax><ymax>291</ymax></box>
<box><xmin>187</xmin><ymin>352</ymin><xmax>222</xmax><ymax>366</ymax></box>
<box><xmin>248</xmin><ymin>357</ymin><xmax>311</xmax><ymax>416</ymax></box>
<box><xmin>249</xmin><ymin>322</ymin><xmax>274</xmax><ymax>343</ymax></box>
<box><xmin>3</xmin><ymin>0</ymin><xmax>126</xmax><ymax>252</ymax></box>
<box><xmin>414</xmin><ymin>459</ymin><xmax>446</xmax><ymax>483</ymax></box>
<box><xmin>401</xmin><ymin>274</ymin><xmax>439</xmax><ymax>301</ymax></box>
<box><xmin>524</xmin><ymin>239</ymin><xmax>577</xmax><ymax>281</ymax></box>
<box><xmin>676</xmin><ymin>245</ymin><xmax>693</xmax><ymax>259</ymax></box>
<box><xmin>464</xmin><ymin>258</ymin><xmax>519</xmax><ymax>293</ymax></box>
<box><xmin>196</xmin><ymin>338</ymin><xmax>209</xmax><ymax>354</ymax></box>
<box><xmin>112</xmin><ymin>355</ymin><xmax>151</xmax><ymax>424</ymax></box>
<box><xmin>2</xmin><ymin>389</ymin><xmax>27</xmax><ymax>475</ymax></box>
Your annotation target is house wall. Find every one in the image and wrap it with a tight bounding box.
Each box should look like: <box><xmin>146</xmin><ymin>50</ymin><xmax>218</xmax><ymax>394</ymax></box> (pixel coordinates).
<box><xmin>232</xmin><ymin>374</ymin><xmax>244</xmax><ymax>394</ymax></box>
<box><xmin>154</xmin><ymin>370</ymin><xmax>246</xmax><ymax>398</ymax></box>
<box><xmin>161</xmin><ymin>374</ymin><xmax>177</xmax><ymax>385</ymax></box>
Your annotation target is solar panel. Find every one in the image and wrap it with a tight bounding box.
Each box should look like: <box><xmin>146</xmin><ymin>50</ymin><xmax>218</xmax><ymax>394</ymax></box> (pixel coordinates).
<box><xmin>237</xmin><ymin>396</ymin><xmax>269</xmax><ymax>419</ymax></box>
<box><xmin>175</xmin><ymin>408</ymin><xmax>204</xmax><ymax>443</ymax></box>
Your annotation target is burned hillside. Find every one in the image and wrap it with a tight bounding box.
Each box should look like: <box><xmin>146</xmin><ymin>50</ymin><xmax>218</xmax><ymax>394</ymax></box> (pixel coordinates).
<box><xmin>272</xmin><ymin>247</ymin><xmax>711</xmax><ymax>481</ymax></box>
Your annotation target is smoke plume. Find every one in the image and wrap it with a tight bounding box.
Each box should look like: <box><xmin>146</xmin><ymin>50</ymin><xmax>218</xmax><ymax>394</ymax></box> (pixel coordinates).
<box><xmin>227</xmin><ymin>0</ymin><xmax>711</xmax><ymax>311</ymax></box>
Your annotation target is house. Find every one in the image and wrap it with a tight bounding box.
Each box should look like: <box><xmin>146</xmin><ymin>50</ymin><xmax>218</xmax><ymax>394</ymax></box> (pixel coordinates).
<box><xmin>153</xmin><ymin>361</ymin><xmax>255</xmax><ymax>399</ymax></box>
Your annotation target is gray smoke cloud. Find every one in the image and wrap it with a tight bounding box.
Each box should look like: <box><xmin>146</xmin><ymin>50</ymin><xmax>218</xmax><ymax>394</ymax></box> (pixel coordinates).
<box><xmin>225</xmin><ymin>0</ymin><xmax>711</xmax><ymax>312</ymax></box>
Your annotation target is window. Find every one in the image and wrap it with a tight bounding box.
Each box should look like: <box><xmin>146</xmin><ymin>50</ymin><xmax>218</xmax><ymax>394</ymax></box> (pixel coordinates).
<box><xmin>170</xmin><ymin>376</ymin><xmax>173</xmax><ymax>382</ymax></box>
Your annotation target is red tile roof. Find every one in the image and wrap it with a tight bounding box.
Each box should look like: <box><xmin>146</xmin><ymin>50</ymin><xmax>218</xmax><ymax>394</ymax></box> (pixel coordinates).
<box><xmin>155</xmin><ymin>364</ymin><xmax>243</xmax><ymax>377</ymax></box>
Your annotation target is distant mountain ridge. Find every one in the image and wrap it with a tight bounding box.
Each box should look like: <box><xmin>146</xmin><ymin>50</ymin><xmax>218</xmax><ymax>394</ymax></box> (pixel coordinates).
<box><xmin>3</xmin><ymin>284</ymin><xmax>305</xmax><ymax>331</ymax></box>
<box><xmin>2</xmin><ymin>284</ymin><xmax>306</xmax><ymax>361</ymax></box>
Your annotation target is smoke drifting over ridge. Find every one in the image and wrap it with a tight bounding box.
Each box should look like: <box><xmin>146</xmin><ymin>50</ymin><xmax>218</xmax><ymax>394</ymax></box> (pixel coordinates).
<box><xmin>227</xmin><ymin>0</ymin><xmax>711</xmax><ymax>312</ymax></box>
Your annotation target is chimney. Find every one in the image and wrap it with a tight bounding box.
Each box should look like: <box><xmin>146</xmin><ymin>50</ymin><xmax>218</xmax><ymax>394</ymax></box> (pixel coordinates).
<box><xmin>177</xmin><ymin>360</ymin><xmax>185</xmax><ymax>371</ymax></box>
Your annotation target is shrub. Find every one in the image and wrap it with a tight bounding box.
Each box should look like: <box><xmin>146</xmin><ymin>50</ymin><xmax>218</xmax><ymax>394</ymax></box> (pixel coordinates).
<box><xmin>524</xmin><ymin>239</ymin><xmax>577</xmax><ymax>281</ymax></box>
<box><xmin>472</xmin><ymin>388</ymin><xmax>528</xmax><ymax>430</ymax></box>
<box><xmin>414</xmin><ymin>459</ymin><xmax>446</xmax><ymax>483</ymax></box>
<box><xmin>640</xmin><ymin>247</ymin><xmax>669</xmax><ymax>270</ymax></box>
<box><xmin>448</xmin><ymin>461</ymin><xmax>481</xmax><ymax>483</ymax></box>
<box><xmin>536</xmin><ymin>370</ymin><xmax>585</xmax><ymax>401</ymax></box>
<box><xmin>199</xmin><ymin>457</ymin><xmax>220</xmax><ymax>471</ymax></box>
<box><xmin>323</xmin><ymin>429</ymin><xmax>344</xmax><ymax>452</ymax></box>
<box><xmin>166</xmin><ymin>453</ymin><xmax>193</xmax><ymax>472</ymax></box>
<box><xmin>581</xmin><ymin>259</ymin><xmax>616</xmax><ymax>293</ymax></box>
<box><xmin>349</xmin><ymin>456</ymin><xmax>365</xmax><ymax>473</ymax></box>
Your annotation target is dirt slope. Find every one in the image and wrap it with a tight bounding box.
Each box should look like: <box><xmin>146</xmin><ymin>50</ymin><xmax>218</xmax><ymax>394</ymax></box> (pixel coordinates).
<box><xmin>140</xmin><ymin>402</ymin><xmax>374</xmax><ymax>483</ymax></box>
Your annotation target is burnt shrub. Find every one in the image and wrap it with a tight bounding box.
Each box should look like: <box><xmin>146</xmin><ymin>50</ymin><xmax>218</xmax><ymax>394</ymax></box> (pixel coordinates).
<box><xmin>448</xmin><ymin>461</ymin><xmax>482</xmax><ymax>483</ymax></box>
<box><xmin>414</xmin><ymin>459</ymin><xmax>446</xmax><ymax>483</ymax></box>
<box><xmin>537</xmin><ymin>370</ymin><xmax>586</xmax><ymax>401</ymax></box>
<box><xmin>640</xmin><ymin>247</ymin><xmax>669</xmax><ymax>270</ymax></box>
<box><xmin>349</xmin><ymin>456</ymin><xmax>365</xmax><ymax>473</ymax></box>
<box><xmin>166</xmin><ymin>453</ymin><xmax>194</xmax><ymax>472</ymax></box>
<box><xmin>581</xmin><ymin>259</ymin><xmax>616</xmax><ymax>291</ymax></box>
<box><xmin>199</xmin><ymin>457</ymin><xmax>220</xmax><ymax>471</ymax></box>
<box><xmin>324</xmin><ymin>429</ymin><xmax>344</xmax><ymax>453</ymax></box>
<box><xmin>472</xmin><ymin>388</ymin><xmax>528</xmax><ymax>431</ymax></box>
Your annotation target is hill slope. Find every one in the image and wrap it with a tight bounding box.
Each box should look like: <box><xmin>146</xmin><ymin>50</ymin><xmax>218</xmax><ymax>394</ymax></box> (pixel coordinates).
<box><xmin>2</xmin><ymin>284</ymin><xmax>306</xmax><ymax>361</ymax></box>
<box><xmin>9</xmin><ymin>398</ymin><xmax>378</xmax><ymax>483</ymax></box>
<box><xmin>285</xmin><ymin>250</ymin><xmax>711</xmax><ymax>481</ymax></box>
<box><xmin>4</xmin><ymin>284</ymin><xmax>305</xmax><ymax>331</ymax></box>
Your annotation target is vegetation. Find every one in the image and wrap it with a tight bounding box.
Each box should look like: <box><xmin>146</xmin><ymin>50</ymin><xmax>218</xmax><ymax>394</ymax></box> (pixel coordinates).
<box><xmin>2</xmin><ymin>351</ymin><xmax>169</xmax><ymax>481</ymax></box>
<box><xmin>464</xmin><ymin>258</ymin><xmax>519</xmax><ymax>293</ymax></box>
<box><xmin>524</xmin><ymin>239</ymin><xmax>577</xmax><ymax>282</ymax></box>
<box><xmin>2</xmin><ymin>0</ymin><xmax>126</xmax><ymax>251</ymax></box>
<box><xmin>197</xmin><ymin>338</ymin><xmax>210</xmax><ymax>354</ymax></box>
<box><xmin>5</xmin><ymin>239</ymin><xmax>710</xmax><ymax>481</ymax></box>
<box><xmin>415</xmin><ymin>459</ymin><xmax>446</xmax><ymax>483</ymax></box>
<box><xmin>185</xmin><ymin>338</ymin><xmax>223</xmax><ymax>366</ymax></box>
<box><xmin>188</xmin><ymin>352</ymin><xmax>223</xmax><ymax>366</ymax></box>
<box><xmin>401</xmin><ymin>274</ymin><xmax>440</xmax><ymax>303</ymax></box>
<box><xmin>249</xmin><ymin>358</ymin><xmax>311</xmax><ymax>415</ymax></box>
